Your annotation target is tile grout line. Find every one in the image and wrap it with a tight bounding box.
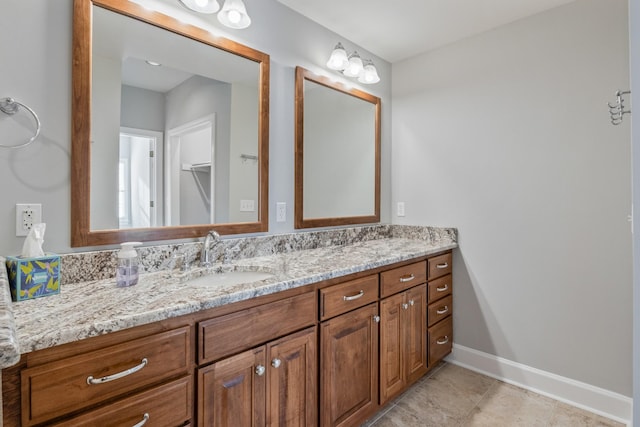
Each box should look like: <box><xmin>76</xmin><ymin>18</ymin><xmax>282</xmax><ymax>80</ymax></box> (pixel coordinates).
<box><xmin>457</xmin><ymin>376</ymin><xmax>500</xmax><ymax>424</ymax></box>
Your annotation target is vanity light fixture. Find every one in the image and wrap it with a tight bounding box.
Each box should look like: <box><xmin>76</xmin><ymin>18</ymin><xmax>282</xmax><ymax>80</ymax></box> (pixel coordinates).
<box><xmin>326</xmin><ymin>42</ymin><xmax>380</xmax><ymax>84</ymax></box>
<box><xmin>178</xmin><ymin>0</ymin><xmax>251</xmax><ymax>29</ymax></box>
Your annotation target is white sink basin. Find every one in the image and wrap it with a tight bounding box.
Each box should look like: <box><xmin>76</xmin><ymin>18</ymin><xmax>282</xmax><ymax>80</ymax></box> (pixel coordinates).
<box><xmin>184</xmin><ymin>270</ymin><xmax>274</xmax><ymax>287</ymax></box>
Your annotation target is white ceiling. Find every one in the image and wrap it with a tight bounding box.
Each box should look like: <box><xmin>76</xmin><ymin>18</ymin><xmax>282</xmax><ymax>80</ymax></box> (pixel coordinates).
<box><xmin>276</xmin><ymin>0</ymin><xmax>578</xmax><ymax>63</ymax></box>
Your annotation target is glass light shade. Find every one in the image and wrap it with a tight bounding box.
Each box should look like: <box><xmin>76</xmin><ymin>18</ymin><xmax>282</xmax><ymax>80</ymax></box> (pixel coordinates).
<box><xmin>178</xmin><ymin>0</ymin><xmax>220</xmax><ymax>14</ymax></box>
<box><xmin>326</xmin><ymin>43</ymin><xmax>349</xmax><ymax>71</ymax></box>
<box><xmin>358</xmin><ymin>61</ymin><xmax>380</xmax><ymax>84</ymax></box>
<box><xmin>343</xmin><ymin>51</ymin><xmax>364</xmax><ymax>77</ymax></box>
<box><xmin>218</xmin><ymin>0</ymin><xmax>251</xmax><ymax>29</ymax></box>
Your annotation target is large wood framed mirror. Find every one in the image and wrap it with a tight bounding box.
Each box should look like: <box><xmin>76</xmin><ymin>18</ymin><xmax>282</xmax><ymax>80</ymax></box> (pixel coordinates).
<box><xmin>294</xmin><ymin>67</ymin><xmax>380</xmax><ymax>229</ymax></box>
<box><xmin>71</xmin><ymin>0</ymin><xmax>269</xmax><ymax>247</ymax></box>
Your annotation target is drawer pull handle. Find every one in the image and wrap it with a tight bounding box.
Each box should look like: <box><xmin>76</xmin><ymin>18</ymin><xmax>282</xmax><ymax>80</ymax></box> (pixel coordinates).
<box><xmin>436</xmin><ymin>336</ymin><xmax>449</xmax><ymax>345</ymax></box>
<box><xmin>272</xmin><ymin>358</ymin><xmax>282</xmax><ymax>368</ymax></box>
<box><xmin>343</xmin><ymin>290</ymin><xmax>365</xmax><ymax>301</ymax></box>
<box><xmin>436</xmin><ymin>284</ymin><xmax>449</xmax><ymax>292</ymax></box>
<box><xmin>373</xmin><ymin>315</ymin><xmax>381</xmax><ymax>323</ymax></box>
<box><xmin>133</xmin><ymin>413</ymin><xmax>150</xmax><ymax>427</ymax></box>
<box><xmin>87</xmin><ymin>358</ymin><xmax>148</xmax><ymax>385</ymax></box>
<box><xmin>436</xmin><ymin>262</ymin><xmax>449</xmax><ymax>269</ymax></box>
<box><xmin>255</xmin><ymin>365</ymin><xmax>266</xmax><ymax>376</ymax></box>
<box><xmin>436</xmin><ymin>306</ymin><xmax>449</xmax><ymax>315</ymax></box>
<box><xmin>399</xmin><ymin>274</ymin><xmax>415</xmax><ymax>283</ymax></box>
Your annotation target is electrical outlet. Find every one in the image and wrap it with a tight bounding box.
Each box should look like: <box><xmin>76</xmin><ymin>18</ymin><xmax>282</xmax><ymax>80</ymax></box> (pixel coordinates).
<box><xmin>276</xmin><ymin>202</ymin><xmax>286</xmax><ymax>222</ymax></box>
<box><xmin>397</xmin><ymin>202</ymin><xmax>406</xmax><ymax>217</ymax></box>
<box><xmin>16</xmin><ymin>203</ymin><xmax>42</xmax><ymax>236</ymax></box>
<box><xmin>240</xmin><ymin>199</ymin><xmax>255</xmax><ymax>212</ymax></box>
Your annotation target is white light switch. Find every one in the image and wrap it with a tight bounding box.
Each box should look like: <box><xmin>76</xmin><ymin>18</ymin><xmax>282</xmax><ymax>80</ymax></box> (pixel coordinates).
<box><xmin>276</xmin><ymin>202</ymin><xmax>286</xmax><ymax>222</ymax></box>
<box><xmin>240</xmin><ymin>199</ymin><xmax>255</xmax><ymax>212</ymax></box>
<box><xmin>397</xmin><ymin>202</ymin><xmax>406</xmax><ymax>217</ymax></box>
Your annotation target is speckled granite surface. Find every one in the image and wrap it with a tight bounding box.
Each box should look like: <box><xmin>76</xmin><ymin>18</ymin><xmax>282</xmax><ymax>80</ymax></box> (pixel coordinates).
<box><xmin>0</xmin><ymin>225</ymin><xmax>457</xmax><ymax>369</ymax></box>
<box><xmin>0</xmin><ymin>257</ymin><xmax>19</xmax><ymax>368</ymax></box>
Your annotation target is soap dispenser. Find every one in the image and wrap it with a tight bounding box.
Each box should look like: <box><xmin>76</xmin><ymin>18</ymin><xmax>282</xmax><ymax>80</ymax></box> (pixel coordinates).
<box><xmin>116</xmin><ymin>242</ymin><xmax>142</xmax><ymax>287</ymax></box>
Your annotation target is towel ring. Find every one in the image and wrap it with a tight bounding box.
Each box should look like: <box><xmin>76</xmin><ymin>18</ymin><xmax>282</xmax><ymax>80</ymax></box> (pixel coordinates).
<box><xmin>0</xmin><ymin>97</ymin><xmax>41</xmax><ymax>149</ymax></box>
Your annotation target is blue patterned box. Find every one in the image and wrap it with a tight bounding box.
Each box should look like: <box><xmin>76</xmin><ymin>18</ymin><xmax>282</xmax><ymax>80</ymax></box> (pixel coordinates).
<box><xmin>6</xmin><ymin>254</ymin><xmax>61</xmax><ymax>301</ymax></box>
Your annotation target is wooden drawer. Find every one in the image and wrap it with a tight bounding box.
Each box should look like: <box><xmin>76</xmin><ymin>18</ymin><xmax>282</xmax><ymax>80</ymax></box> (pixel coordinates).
<box><xmin>199</xmin><ymin>292</ymin><xmax>316</xmax><ymax>364</ymax></box>
<box><xmin>320</xmin><ymin>275</ymin><xmax>379</xmax><ymax>321</ymax></box>
<box><xmin>22</xmin><ymin>327</ymin><xmax>191</xmax><ymax>426</ymax></box>
<box><xmin>427</xmin><ymin>274</ymin><xmax>452</xmax><ymax>303</ymax></box>
<box><xmin>428</xmin><ymin>252</ymin><xmax>452</xmax><ymax>280</ymax></box>
<box><xmin>52</xmin><ymin>376</ymin><xmax>192</xmax><ymax>427</ymax></box>
<box><xmin>428</xmin><ymin>295</ymin><xmax>452</xmax><ymax>327</ymax></box>
<box><xmin>380</xmin><ymin>261</ymin><xmax>427</xmax><ymax>298</ymax></box>
<box><xmin>429</xmin><ymin>316</ymin><xmax>452</xmax><ymax>364</ymax></box>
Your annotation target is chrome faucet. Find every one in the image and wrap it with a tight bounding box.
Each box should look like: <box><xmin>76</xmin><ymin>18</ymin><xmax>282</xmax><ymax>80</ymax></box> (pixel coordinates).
<box><xmin>200</xmin><ymin>230</ymin><xmax>221</xmax><ymax>267</ymax></box>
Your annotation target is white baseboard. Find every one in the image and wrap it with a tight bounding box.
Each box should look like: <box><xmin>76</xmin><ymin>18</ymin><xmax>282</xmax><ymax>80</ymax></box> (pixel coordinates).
<box><xmin>445</xmin><ymin>344</ymin><xmax>632</xmax><ymax>426</ymax></box>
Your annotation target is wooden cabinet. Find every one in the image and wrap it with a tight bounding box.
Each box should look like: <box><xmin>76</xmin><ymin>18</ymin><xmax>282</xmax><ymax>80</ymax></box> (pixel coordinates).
<box><xmin>198</xmin><ymin>326</ymin><xmax>316</xmax><ymax>427</ymax></box>
<box><xmin>427</xmin><ymin>251</ymin><xmax>454</xmax><ymax>366</ymax></box>
<box><xmin>52</xmin><ymin>376</ymin><xmax>192</xmax><ymax>427</ymax></box>
<box><xmin>320</xmin><ymin>303</ymin><xmax>379</xmax><ymax>427</ymax></box>
<box><xmin>379</xmin><ymin>283</ymin><xmax>427</xmax><ymax>404</ymax></box>
<box><xmin>3</xmin><ymin>251</ymin><xmax>453</xmax><ymax>427</ymax></box>
<box><xmin>21</xmin><ymin>326</ymin><xmax>192</xmax><ymax>426</ymax></box>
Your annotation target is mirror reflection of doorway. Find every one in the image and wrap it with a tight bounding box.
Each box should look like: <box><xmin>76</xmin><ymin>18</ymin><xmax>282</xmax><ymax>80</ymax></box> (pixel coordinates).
<box><xmin>118</xmin><ymin>128</ymin><xmax>163</xmax><ymax>228</ymax></box>
<box><xmin>166</xmin><ymin>114</ymin><xmax>216</xmax><ymax>226</ymax></box>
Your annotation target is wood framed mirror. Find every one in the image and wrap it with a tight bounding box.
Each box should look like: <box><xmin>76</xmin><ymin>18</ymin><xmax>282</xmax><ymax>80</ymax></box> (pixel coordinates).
<box><xmin>294</xmin><ymin>66</ymin><xmax>380</xmax><ymax>229</ymax></box>
<box><xmin>71</xmin><ymin>0</ymin><xmax>269</xmax><ymax>247</ymax></box>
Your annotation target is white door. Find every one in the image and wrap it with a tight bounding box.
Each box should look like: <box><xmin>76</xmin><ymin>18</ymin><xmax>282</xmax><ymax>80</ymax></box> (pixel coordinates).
<box><xmin>118</xmin><ymin>127</ymin><xmax>163</xmax><ymax>228</ymax></box>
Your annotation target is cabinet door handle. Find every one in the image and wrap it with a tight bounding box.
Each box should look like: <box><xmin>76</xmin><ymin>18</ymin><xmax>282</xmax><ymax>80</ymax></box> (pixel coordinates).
<box><xmin>409</xmin><ymin>299</ymin><xmax>415</xmax><ymax>306</ymax></box>
<box><xmin>399</xmin><ymin>274</ymin><xmax>415</xmax><ymax>283</ymax></box>
<box><xmin>436</xmin><ymin>306</ymin><xmax>449</xmax><ymax>315</ymax></box>
<box><xmin>436</xmin><ymin>284</ymin><xmax>449</xmax><ymax>292</ymax></box>
<box><xmin>436</xmin><ymin>262</ymin><xmax>449</xmax><ymax>269</ymax></box>
<box><xmin>271</xmin><ymin>358</ymin><xmax>282</xmax><ymax>368</ymax></box>
<box><xmin>255</xmin><ymin>365</ymin><xmax>266</xmax><ymax>376</ymax></box>
<box><xmin>436</xmin><ymin>336</ymin><xmax>449</xmax><ymax>345</ymax></box>
<box><xmin>87</xmin><ymin>358</ymin><xmax>148</xmax><ymax>385</ymax></box>
<box><xmin>132</xmin><ymin>413</ymin><xmax>150</xmax><ymax>427</ymax></box>
<box><xmin>373</xmin><ymin>315</ymin><xmax>381</xmax><ymax>323</ymax></box>
<box><xmin>402</xmin><ymin>303</ymin><xmax>409</xmax><ymax>310</ymax></box>
<box><xmin>343</xmin><ymin>290</ymin><xmax>364</xmax><ymax>301</ymax></box>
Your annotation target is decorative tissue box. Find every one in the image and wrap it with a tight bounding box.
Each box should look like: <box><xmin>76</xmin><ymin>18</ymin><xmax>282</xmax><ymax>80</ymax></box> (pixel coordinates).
<box><xmin>6</xmin><ymin>254</ymin><xmax>61</xmax><ymax>301</ymax></box>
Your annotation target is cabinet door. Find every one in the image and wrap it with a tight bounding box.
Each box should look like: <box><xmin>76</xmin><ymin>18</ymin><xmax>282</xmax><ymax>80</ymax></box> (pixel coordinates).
<box><xmin>405</xmin><ymin>284</ymin><xmax>428</xmax><ymax>384</ymax></box>
<box><xmin>321</xmin><ymin>303</ymin><xmax>379</xmax><ymax>427</ymax></box>
<box><xmin>198</xmin><ymin>347</ymin><xmax>266</xmax><ymax>427</ymax></box>
<box><xmin>379</xmin><ymin>292</ymin><xmax>405</xmax><ymax>405</ymax></box>
<box><xmin>267</xmin><ymin>326</ymin><xmax>317</xmax><ymax>427</ymax></box>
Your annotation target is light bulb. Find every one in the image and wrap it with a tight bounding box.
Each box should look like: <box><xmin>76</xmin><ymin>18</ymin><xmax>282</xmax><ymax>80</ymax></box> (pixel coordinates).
<box><xmin>228</xmin><ymin>9</ymin><xmax>241</xmax><ymax>23</ymax></box>
<box><xmin>178</xmin><ymin>0</ymin><xmax>219</xmax><ymax>14</ymax></box>
<box><xmin>218</xmin><ymin>0</ymin><xmax>251</xmax><ymax>29</ymax></box>
<box><xmin>358</xmin><ymin>61</ymin><xmax>380</xmax><ymax>84</ymax></box>
<box><xmin>326</xmin><ymin>43</ymin><xmax>349</xmax><ymax>71</ymax></box>
<box><xmin>343</xmin><ymin>51</ymin><xmax>364</xmax><ymax>78</ymax></box>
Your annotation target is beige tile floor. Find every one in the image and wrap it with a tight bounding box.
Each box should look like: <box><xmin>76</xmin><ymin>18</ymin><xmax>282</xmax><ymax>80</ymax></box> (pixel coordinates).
<box><xmin>362</xmin><ymin>363</ymin><xmax>624</xmax><ymax>427</ymax></box>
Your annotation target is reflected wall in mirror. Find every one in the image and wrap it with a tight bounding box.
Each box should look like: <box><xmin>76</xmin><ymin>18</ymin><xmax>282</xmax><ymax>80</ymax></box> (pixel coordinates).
<box><xmin>294</xmin><ymin>66</ymin><xmax>381</xmax><ymax>229</ymax></box>
<box><xmin>72</xmin><ymin>0</ymin><xmax>269</xmax><ymax>247</ymax></box>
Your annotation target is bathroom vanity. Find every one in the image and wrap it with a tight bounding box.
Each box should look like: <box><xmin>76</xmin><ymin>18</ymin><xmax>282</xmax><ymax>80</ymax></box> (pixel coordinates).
<box><xmin>1</xmin><ymin>227</ymin><xmax>456</xmax><ymax>426</ymax></box>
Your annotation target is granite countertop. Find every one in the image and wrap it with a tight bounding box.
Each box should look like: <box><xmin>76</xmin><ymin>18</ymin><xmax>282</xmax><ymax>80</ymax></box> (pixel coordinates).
<box><xmin>0</xmin><ymin>235</ymin><xmax>456</xmax><ymax>369</ymax></box>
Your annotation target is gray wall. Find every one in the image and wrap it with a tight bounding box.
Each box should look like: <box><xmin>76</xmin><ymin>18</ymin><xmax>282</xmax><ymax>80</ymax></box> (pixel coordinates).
<box><xmin>392</xmin><ymin>0</ymin><xmax>631</xmax><ymax>395</ymax></box>
<box><xmin>0</xmin><ymin>0</ymin><xmax>392</xmax><ymax>254</ymax></box>
<box><xmin>631</xmin><ymin>0</ymin><xmax>640</xmax><ymax>423</ymax></box>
